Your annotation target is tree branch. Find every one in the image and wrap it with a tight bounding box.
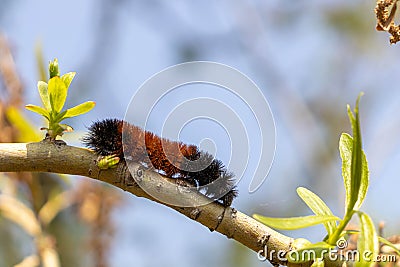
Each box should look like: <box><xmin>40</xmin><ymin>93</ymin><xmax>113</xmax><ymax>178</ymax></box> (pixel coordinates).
<box><xmin>0</xmin><ymin>142</ymin><xmax>342</xmax><ymax>266</ymax></box>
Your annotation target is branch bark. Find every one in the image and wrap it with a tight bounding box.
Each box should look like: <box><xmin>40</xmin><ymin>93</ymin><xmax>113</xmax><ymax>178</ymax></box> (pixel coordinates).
<box><xmin>0</xmin><ymin>142</ymin><xmax>341</xmax><ymax>267</ymax></box>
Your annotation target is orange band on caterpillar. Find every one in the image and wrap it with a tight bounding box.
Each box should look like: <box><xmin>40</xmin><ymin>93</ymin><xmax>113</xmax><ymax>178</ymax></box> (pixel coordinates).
<box><xmin>82</xmin><ymin>119</ymin><xmax>238</xmax><ymax>207</ymax></box>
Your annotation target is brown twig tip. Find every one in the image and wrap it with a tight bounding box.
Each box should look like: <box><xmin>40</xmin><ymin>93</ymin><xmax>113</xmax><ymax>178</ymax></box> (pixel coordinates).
<box><xmin>375</xmin><ymin>0</ymin><xmax>400</xmax><ymax>44</ymax></box>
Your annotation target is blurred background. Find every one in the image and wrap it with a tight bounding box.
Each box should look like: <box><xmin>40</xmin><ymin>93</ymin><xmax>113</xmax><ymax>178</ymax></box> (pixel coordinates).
<box><xmin>0</xmin><ymin>0</ymin><xmax>399</xmax><ymax>266</ymax></box>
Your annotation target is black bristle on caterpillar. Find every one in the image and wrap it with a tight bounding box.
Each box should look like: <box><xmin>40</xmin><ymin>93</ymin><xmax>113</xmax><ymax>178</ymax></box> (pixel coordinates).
<box><xmin>82</xmin><ymin>118</ymin><xmax>123</xmax><ymax>156</ymax></box>
<box><xmin>82</xmin><ymin>118</ymin><xmax>238</xmax><ymax>207</ymax></box>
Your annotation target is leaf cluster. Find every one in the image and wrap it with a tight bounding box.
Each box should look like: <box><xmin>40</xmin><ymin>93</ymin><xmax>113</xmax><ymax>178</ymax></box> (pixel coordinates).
<box><xmin>254</xmin><ymin>93</ymin><xmax>400</xmax><ymax>266</ymax></box>
<box><xmin>26</xmin><ymin>59</ymin><xmax>95</xmax><ymax>140</ymax></box>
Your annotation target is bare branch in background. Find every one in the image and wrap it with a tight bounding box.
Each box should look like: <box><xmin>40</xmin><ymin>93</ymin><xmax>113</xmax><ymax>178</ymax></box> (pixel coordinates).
<box><xmin>375</xmin><ymin>0</ymin><xmax>400</xmax><ymax>44</ymax></box>
<box><xmin>0</xmin><ymin>34</ymin><xmax>23</xmax><ymax>107</ymax></box>
<box><xmin>0</xmin><ymin>33</ymin><xmax>24</xmax><ymax>142</ymax></box>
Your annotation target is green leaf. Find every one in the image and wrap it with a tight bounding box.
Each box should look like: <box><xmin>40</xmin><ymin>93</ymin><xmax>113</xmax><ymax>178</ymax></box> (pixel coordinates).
<box><xmin>328</xmin><ymin>95</ymin><xmax>368</xmax><ymax>246</ymax></box>
<box><xmin>356</xmin><ymin>149</ymin><xmax>369</xmax><ymax>210</ymax></box>
<box><xmin>60</xmin><ymin>72</ymin><xmax>76</xmax><ymax>88</ymax></box>
<box><xmin>63</xmin><ymin>101</ymin><xmax>95</xmax><ymax>119</ymax></box>
<box><xmin>339</xmin><ymin>133</ymin><xmax>353</xmax><ymax>211</ymax></box>
<box><xmin>348</xmin><ymin>103</ymin><xmax>361</xmax><ymax>204</ymax></box>
<box><xmin>340</xmin><ymin>93</ymin><xmax>369</xmax><ymax>212</ymax></box>
<box><xmin>25</xmin><ymin>104</ymin><xmax>50</xmax><ymax>120</ymax></box>
<box><xmin>297</xmin><ymin>187</ymin><xmax>337</xmax><ymax>236</ymax></box>
<box><xmin>6</xmin><ymin>107</ymin><xmax>42</xmax><ymax>142</ymax></box>
<box><xmin>48</xmin><ymin>76</ymin><xmax>68</xmax><ymax>113</ymax></box>
<box><xmin>49</xmin><ymin>58</ymin><xmax>59</xmax><ymax>78</ymax></box>
<box><xmin>97</xmin><ymin>155</ymin><xmax>120</xmax><ymax>170</ymax></box>
<box><xmin>378</xmin><ymin>237</ymin><xmax>400</xmax><ymax>256</ymax></box>
<box><xmin>253</xmin><ymin>214</ymin><xmax>340</xmax><ymax>230</ymax></box>
<box><xmin>52</xmin><ymin>110</ymin><xmax>68</xmax><ymax>123</ymax></box>
<box><xmin>311</xmin><ymin>259</ymin><xmax>325</xmax><ymax>267</ymax></box>
<box><xmin>356</xmin><ymin>212</ymin><xmax>379</xmax><ymax>267</ymax></box>
<box><xmin>292</xmin><ymin>238</ymin><xmax>313</xmax><ymax>250</ymax></box>
<box><xmin>287</xmin><ymin>241</ymin><xmax>334</xmax><ymax>263</ymax></box>
<box><xmin>347</xmin><ymin>103</ymin><xmax>362</xmax><ymax>212</ymax></box>
<box><xmin>346</xmin><ymin>93</ymin><xmax>368</xmax><ymax>212</ymax></box>
<box><xmin>37</xmin><ymin>81</ymin><xmax>51</xmax><ymax>110</ymax></box>
<box><xmin>343</xmin><ymin>229</ymin><xmax>359</xmax><ymax>235</ymax></box>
